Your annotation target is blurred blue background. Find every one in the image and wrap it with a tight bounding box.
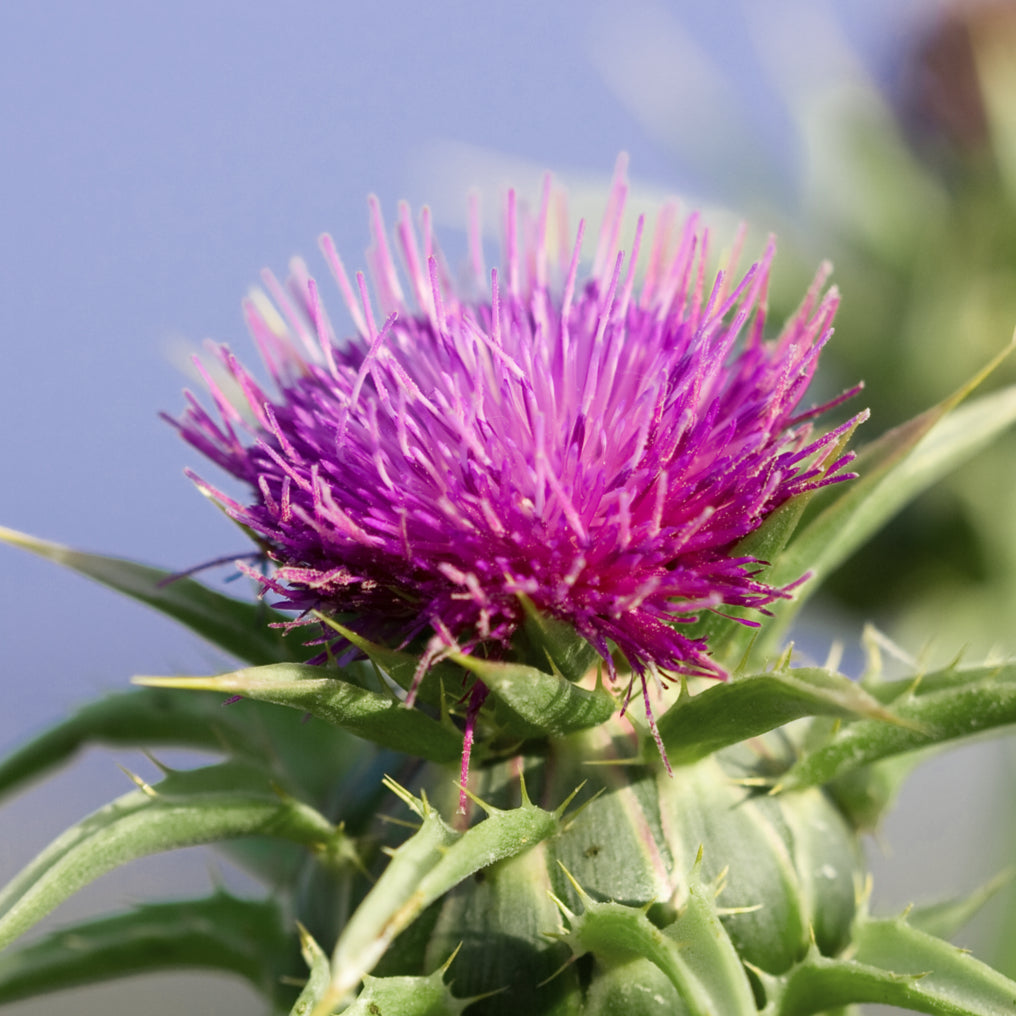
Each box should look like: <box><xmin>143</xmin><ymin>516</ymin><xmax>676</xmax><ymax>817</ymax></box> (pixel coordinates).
<box><xmin>2</xmin><ymin>2</ymin><xmax>1008</xmax><ymax>1013</ymax></box>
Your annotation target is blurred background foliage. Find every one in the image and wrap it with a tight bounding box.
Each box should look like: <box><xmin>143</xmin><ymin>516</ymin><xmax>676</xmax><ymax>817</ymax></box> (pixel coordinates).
<box><xmin>769</xmin><ymin>0</ymin><xmax>1016</xmax><ymax>661</ymax></box>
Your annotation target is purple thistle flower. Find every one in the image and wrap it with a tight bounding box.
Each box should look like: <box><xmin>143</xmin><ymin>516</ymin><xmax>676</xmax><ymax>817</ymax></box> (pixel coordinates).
<box><xmin>168</xmin><ymin>158</ymin><xmax>863</xmax><ymax>765</ymax></box>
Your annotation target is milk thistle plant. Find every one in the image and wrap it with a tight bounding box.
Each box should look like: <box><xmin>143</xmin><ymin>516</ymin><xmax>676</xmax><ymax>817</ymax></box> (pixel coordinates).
<box><xmin>3</xmin><ymin>161</ymin><xmax>1016</xmax><ymax>1015</ymax></box>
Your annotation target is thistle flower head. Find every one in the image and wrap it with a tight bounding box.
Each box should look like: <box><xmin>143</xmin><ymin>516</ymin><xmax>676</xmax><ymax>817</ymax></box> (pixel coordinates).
<box><xmin>169</xmin><ymin>159</ymin><xmax>861</xmax><ymax>715</ymax></box>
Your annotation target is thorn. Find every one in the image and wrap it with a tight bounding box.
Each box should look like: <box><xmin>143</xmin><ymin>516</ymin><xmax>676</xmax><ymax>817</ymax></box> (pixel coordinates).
<box><xmin>944</xmin><ymin>643</ymin><xmax>968</xmax><ymax>671</ymax></box>
<box><xmin>711</xmin><ymin>862</ymin><xmax>730</xmax><ymax>894</ymax></box>
<box><xmin>717</xmin><ymin>903</ymin><xmax>765</xmax><ymax>916</ymax></box>
<box><xmin>295</xmin><ymin>921</ymin><xmax>326</xmax><ymax>967</ymax></box>
<box><xmin>456</xmin><ymin>781</ymin><xmax>495</xmax><ymax>817</ymax></box>
<box><xmin>556</xmin><ymin>862</ymin><xmax>592</xmax><ymax>904</ymax></box>
<box><xmin>117</xmin><ymin>764</ymin><xmax>158</xmax><ymax>798</ymax></box>
<box><xmin>439</xmin><ymin>942</ymin><xmax>463</xmax><ymax>974</ymax></box>
<box><xmin>382</xmin><ymin>775</ymin><xmax>427</xmax><ymax>818</ymax></box>
<box><xmin>905</xmin><ymin>671</ymin><xmax>925</xmax><ymax>698</ymax></box>
<box><xmin>553</xmin><ymin>780</ymin><xmax>587</xmax><ymax>819</ymax></box>
<box><xmin>141</xmin><ymin>751</ymin><xmax>174</xmax><ymax>775</ymax></box>
<box><xmin>735</xmin><ymin>627</ymin><xmax>760</xmax><ymax>673</ymax></box>
<box><xmin>559</xmin><ymin>786</ymin><xmax>604</xmax><ymax>829</ymax></box>
<box><xmin>461</xmin><ymin>983</ymin><xmax>508</xmax><ymax>1007</ymax></box>
<box><xmin>864</xmin><ymin>624</ymin><xmax>917</xmax><ymax>673</ymax></box>
<box><xmin>823</xmin><ymin>639</ymin><xmax>844</xmax><ymax>673</ymax></box>
<box><xmin>377</xmin><ymin>813</ymin><xmax>421</xmax><ymax>832</ymax></box>
<box><xmin>775</xmin><ymin>642</ymin><xmax>795</xmax><ymax>671</ymax></box>
<box><xmin>537</xmin><ymin>955</ymin><xmax>578</xmax><ymax>988</ymax></box>
<box><xmin>742</xmin><ymin>958</ymin><xmax>764</xmax><ymax>978</ymax></box>
<box><xmin>857</xmin><ymin>872</ymin><xmax>874</xmax><ymax>909</ymax></box>
<box><xmin>546</xmin><ymin>890</ymin><xmax>574</xmax><ymax>920</ymax></box>
<box><xmin>518</xmin><ymin>769</ymin><xmax>532</xmax><ymax>807</ymax></box>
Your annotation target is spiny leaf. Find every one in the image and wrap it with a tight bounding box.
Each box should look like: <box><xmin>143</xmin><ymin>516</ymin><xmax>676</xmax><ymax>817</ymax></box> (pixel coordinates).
<box><xmin>773</xmin><ymin>916</ymin><xmax>1016</xmax><ymax>1015</ymax></box>
<box><xmin>135</xmin><ymin>664</ymin><xmax>464</xmax><ymax>764</ymax></box>
<box><xmin>0</xmin><ymin>525</ymin><xmax>306</xmax><ymax>666</ymax></box>
<box><xmin>656</xmin><ymin>667</ymin><xmax>899</xmax><ymax>766</ymax></box>
<box><xmin>904</xmin><ymin>869</ymin><xmax>1015</xmax><ymax>942</ymax></box>
<box><xmin>313</xmin><ymin>782</ymin><xmax>569</xmax><ymax>1015</ymax></box>
<box><xmin>290</xmin><ymin>925</ymin><xmax>332</xmax><ymax>1016</ymax></box>
<box><xmin>0</xmin><ymin>687</ymin><xmax>259</xmax><ymax>804</ymax></box>
<box><xmin>451</xmin><ymin>653</ymin><xmax>616</xmax><ymax>739</ymax></box>
<box><xmin>516</xmin><ymin>595</ymin><xmax>600</xmax><ymax>683</ymax></box>
<box><xmin>556</xmin><ymin>861</ymin><xmax>756</xmax><ymax>1016</ymax></box>
<box><xmin>0</xmin><ymin>686</ymin><xmax>362</xmax><ymax>822</ymax></box>
<box><xmin>0</xmin><ymin>761</ymin><xmax>347</xmax><ymax>951</ymax></box>
<box><xmin>315</xmin><ymin>615</ymin><xmax>462</xmax><ymax>709</ymax></box>
<box><xmin>0</xmin><ymin>892</ymin><xmax>290</xmax><ymax>1006</ymax></box>
<box><xmin>342</xmin><ymin>961</ymin><xmax>475</xmax><ymax>1016</ymax></box>
<box><xmin>780</xmin><ymin>662</ymin><xmax>1016</xmax><ymax>790</ymax></box>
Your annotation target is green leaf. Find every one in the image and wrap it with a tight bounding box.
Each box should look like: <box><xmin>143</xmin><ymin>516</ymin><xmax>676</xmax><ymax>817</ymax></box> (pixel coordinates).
<box><xmin>516</xmin><ymin>595</ymin><xmax>599</xmax><ymax>683</ymax></box>
<box><xmin>773</xmin><ymin>916</ymin><xmax>1016</xmax><ymax>1015</ymax></box>
<box><xmin>780</xmin><ymin>662</ymin><xmax>1016</xmax><ymax>790</ymax></box>
<box><xmin>662</xmin><ymin>858</ymin><xmax>760</xmax><ymax>1015</ymax></box>
<box><xmin>315</xmin><ymin>616</ymin><xmax>461</xmax><ymax>709</ymax></box>
<box><xmin>135</xmin><ymin>664</ymin><xmax>464</xmax><ymax>764</ymax></box>
<box><xmin>0</xmin><ymin>525</ymin><xmax>306</xmax><ymax>666</ymax></box>
<box><xmin>905</xmin><ymin>870</ymin><xmax>1015</xmax><ymax>942</ymax></box>
<box><xmin>582</xmin><ymin>955</ymin><xmax>684</xmax><ymax>1016</ymax></box>
<box><xmin>0</xmin><ymin>687</ymin><xmax>258</xmax><ymax>804</ymax></box>
<box><xmin>290</xmin><ymin>925</ymin><xmax>332</xmax><ymax>1016</ymax></box>
<box><xmin>451</xmin><ymin>653</ymin><xmax>616</xmax><ymax>739</ymax></box>
<box><xmin>0</xmin><ymin>761</ymin><xmax>349</xmax><ymax>951</ymax></box>
<box><xmin>558</xmin><ymin>855</ymin><xmax>757</xmax><ymax>1016</ymax></box>
<box><xmin>320</xmin><ymin>616</ymin><xmax>616</xmax><ymax>741</ymax></box>
<box><xmin>419</xmin><ymin>833</ymin><xmax>580</xmax><ymax>1014</ymax></box>
<box><xmin>0</xmin><ymin>892</ymin><xmax>291</xmax><ymax>1006</ymax></box>
<box><xmin>656</xmin><ymin>667</ymin><xmax>899</xmax><ymax>767</ymax></box>
<box><xmin>342</xmin><ymin>960</ymin><xmax>475</xmax><ymax>1016</ymax></box>
<box><xmin>0</xmin><ymin>686</ymin><xmax>365</xmax><ymax>825</ymax></box>
<box><xmin>759</xmin><ymin>357</ymin><xmax>1016</xmax><ymax>654</ymax></box>
<box><xmin>855</xmin><ymin>916</ymin><xmax>1016</xmax><ymax>1015</ymax></box>
<box><xmin>310</xmin><ymin>778</ymin><xmax>569</xmax><ymax>1015</ymax></box>
<box><xmin>823</xmin><ymin>752</ymin><xmax>924</xmax><ymax>832</ymax></box>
